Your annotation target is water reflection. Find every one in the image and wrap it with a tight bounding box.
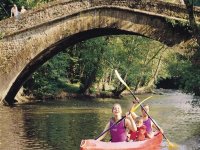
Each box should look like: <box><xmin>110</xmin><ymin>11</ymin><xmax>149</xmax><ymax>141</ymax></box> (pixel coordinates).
<box><xmin>0</xmin><ymin>90</ymin><xmax>200</xmax><ymax>150</ymax></box>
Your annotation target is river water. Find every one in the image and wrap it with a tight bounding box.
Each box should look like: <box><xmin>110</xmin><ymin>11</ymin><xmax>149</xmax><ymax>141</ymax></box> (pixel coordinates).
<box><xmin>0</xmin><ymin>89</ymin><xmax>200</xmax><ymax>150</ymax></box>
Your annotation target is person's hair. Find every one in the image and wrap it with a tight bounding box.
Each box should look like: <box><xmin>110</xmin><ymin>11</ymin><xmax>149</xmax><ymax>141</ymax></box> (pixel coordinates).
<box><xmin>112</xmin><ymin>103</ymin><xmax>122</xmax><ymax>112</ymax></box>
<box><xmin>135</xmin><ymin>116</ymin><xmax>143</xmax><ymax>124</ymax></box>
<box><xmin>141</xmin><ymin>104</ymin><xmax>149</xmax><ymax>110</ymax></box>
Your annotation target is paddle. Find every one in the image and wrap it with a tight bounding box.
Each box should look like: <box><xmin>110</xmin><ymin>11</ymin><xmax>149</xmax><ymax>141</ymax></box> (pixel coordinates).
<box><xmin>131</xmin><ymin>96</ymin><xmax>152</xmax><ymax>112</ymax></box>
<box><xmin>95</xmin><ymin>96</ymin><xmax>152</xmax><ymax>140</ymax></box>
<box><xmin>115</xmin><ymin>69</ymin><xmax>179</xmax><ymax>149</ymax></box>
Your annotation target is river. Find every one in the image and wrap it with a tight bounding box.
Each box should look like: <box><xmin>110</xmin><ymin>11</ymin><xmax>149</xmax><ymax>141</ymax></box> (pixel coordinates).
<box><xmin>0</xmin><ymin>89</ymin><xmax>200</xmax><ymax>150</ymax></box>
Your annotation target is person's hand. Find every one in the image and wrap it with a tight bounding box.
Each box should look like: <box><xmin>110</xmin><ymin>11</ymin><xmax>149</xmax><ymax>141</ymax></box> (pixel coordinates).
<box><xmin>125</xmin><ymin>111</ymin><xmax>130</xmax><ymax>116</ymax></box>
<box><xmin>159</xmin><ymin>128</ymin><xmax>164</xmax><ymax>134</ymax></box>
<box><xmin>132</xmin><ymin>97</ymin><xmax>139</xmax><ymax>104</ymax></box>
<box><xmin>125</xmin><ymin>112</ymin><xmax>131</xmax><ymax>119</ymax></box>
<box><xmin>127</xmin><ymin>134</ymin><xmax>131</xmax><ymax>142</ymax></box>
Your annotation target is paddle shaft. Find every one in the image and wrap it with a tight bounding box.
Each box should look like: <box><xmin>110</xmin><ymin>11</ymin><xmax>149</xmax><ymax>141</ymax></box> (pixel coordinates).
<box><xmin>95</xmin><ymin>116</ymin><xmax>126</xmax><ymax>140</ymax></box>
<box><xmin>127</xmin><ymin>86</ymin><xmax>169</xmax><ymax>140</ymax></box>
<box><xmin>114</xmin><ymin>70</ymin><xmax>169</xmax><ymax>141</ymax></box>
<box><xmin>95</xmin><ymin>95</ymin><xmax>153</xmax><ymax>140</ymax></box>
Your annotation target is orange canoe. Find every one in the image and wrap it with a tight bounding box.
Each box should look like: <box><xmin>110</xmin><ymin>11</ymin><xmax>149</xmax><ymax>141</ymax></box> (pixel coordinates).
<box><xmin>80</xmin><ymin>132</ymin><xmax>163</xmax><ymax>150</ymax></box>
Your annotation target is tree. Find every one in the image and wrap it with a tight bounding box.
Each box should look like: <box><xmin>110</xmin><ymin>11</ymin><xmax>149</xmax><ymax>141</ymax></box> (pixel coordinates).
<box><xmin>78</xmin><ymin>38</ymin><xmax>108</xmax><ymax>94</ymax></box>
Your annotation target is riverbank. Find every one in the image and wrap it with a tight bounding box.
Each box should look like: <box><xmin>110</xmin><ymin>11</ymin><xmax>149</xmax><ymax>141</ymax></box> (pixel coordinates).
<box><xmin>15</xmin><ymin>90</ymin><xmax>122</xmax><ymax>104</ymax></box>
<box><xmin>15</xmin><ymin>85</ymin><xmax>159</xmax><ymax>104</ymax></box>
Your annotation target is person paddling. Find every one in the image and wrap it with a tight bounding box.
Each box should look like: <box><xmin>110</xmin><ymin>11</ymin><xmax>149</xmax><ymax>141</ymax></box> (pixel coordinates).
<box><xmin>128</xmin><ymin>116</ymin><xmax>150</xmax><ymax>141</ymax></box>
<box><xmin>96</xmin><ymin>103</ymin><xmax>137</xmax><ymax>142</ymax></box>
<box><xmin>130</xmin><ymin>101</ymin><xmax>163</xmax><ymax>138</ymax></box>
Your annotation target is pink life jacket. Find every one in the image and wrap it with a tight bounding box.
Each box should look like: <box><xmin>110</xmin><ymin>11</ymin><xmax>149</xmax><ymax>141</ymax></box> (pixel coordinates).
<box><xmin>109</xmin><ymin>118</ymin><xmax>127</xmax><ymax>142</ymax></box>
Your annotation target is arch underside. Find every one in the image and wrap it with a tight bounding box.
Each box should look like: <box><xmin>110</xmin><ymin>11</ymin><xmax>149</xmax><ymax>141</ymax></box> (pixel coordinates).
<box><xmin>2</xmin><ymin>7</ymin><xmax>192</xmax><ymax>105</ymax></box>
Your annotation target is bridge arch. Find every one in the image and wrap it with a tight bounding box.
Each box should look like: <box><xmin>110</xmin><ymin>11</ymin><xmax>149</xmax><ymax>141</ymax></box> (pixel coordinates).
<box><xmin>0</xmin><ymin>0</ymin><xmax>198</xmax><ymax>105</ymax></box>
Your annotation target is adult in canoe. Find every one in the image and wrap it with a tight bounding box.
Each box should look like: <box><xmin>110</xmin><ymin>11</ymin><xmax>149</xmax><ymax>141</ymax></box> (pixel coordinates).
<box><xmin>96</xmin><ymin>103</ymin><xmax>137</xmax><ymax>142</ymax></box>
<box><xmin>130</xmin><ymin>103</ymin><xmax>163</xmax><ymax>138</ymax></box>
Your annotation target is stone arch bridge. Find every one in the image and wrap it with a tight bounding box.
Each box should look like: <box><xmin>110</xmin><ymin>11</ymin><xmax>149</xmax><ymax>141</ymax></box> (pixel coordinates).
<box><xmin>0</xmin><ymin>0</ymin><xmax>200</xmax><ymax>105</ymax></box>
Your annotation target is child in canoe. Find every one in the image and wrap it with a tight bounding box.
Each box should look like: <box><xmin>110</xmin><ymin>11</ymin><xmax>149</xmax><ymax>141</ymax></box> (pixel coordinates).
<box><xmin>96</xmin><ymin>103</ymin><xmax>137</xmax><ymax>142</ymax></box>
<box><xmin>131</xmin><ymin>101</ymin><xmax>163</xmax><ymax>138</ymax></box>
<box><xmin>128</xmin><ymin>116</ymin><xmax>150</xmax><ymax>141</ymax></box>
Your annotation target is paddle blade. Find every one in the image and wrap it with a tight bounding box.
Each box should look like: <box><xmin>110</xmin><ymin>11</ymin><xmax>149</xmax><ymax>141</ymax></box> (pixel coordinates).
<box><xmin>167</xmin><ymin>139</ymin><xmax>179</xmax><ymax>150</ymax></box>
<box><xmin>130</xmin><ymin>96</ymin><xmax>153</xmax><ymax>112</ymax></box>
<box><xmin>114</xmin><ymin>70</ymin><xmax>130</xmax><ymax>90</ymax></box>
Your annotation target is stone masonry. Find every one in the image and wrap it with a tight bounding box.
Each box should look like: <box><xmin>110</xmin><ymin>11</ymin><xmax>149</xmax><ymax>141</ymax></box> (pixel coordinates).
<box><xmin>0</xmin><ymin>0</ymin><xmax>200</xmax><ymax>105</ymax></box>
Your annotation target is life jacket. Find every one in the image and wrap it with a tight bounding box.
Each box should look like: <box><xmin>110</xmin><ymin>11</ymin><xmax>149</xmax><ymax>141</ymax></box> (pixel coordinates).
<box><xmin>129</xmin><ymin>125</ymin><xmax>147</xmax><ymax>141</ymax></box>
<box><xmin>109</xmin><ymin>117</ymin><xmax>127</xmax><ymax>142</ymax></box>
<box><xmin>143</xmin><ymin>117</ymin><xmax>152</xmax><ymax>134</ymax></box>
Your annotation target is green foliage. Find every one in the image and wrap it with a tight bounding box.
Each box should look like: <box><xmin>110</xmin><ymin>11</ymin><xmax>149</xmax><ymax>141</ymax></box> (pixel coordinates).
<box><xmin>165</xmin><ymin>0</ymin><xmax>200</xmax><ymax>6</ymax></box>
<box><xmin>179</xmin><ymin>49</ymin><xmax>200</xmax><ymax>95</ymax></box>
<box><xmin>7</xmin><ymin>0</ymin><xmax>51</xmax><ymax>8</ymax></box>
<box><xmin>24</xmin><ymin>33</ymin><xmax>200</xmax><ymax>98</ymax></box>
<box><xmin>66</xmin><ymin>37</ymin><xmax>108</xmax><ymax>94</ymax></box>
<box><xmin>166</xmin><ymin>49</ymin><xmax>200</xmax><ymax>96</ymax></box>
<box><xmin>180</xmin><ymin>65</ymin><xmax>200</xmax><ymax>95</ymax></box>
<box><xmin>190</xmin><ymin>0</ymin><xmax>200</xmax><ymax>6</ymax></box>
<box><xmin>167</xmin><ymin>53</ymin><xmax>190</xmax><ymax>76</ymax></box>
<box><xmin>25</xmin><ymin>34</ymin><xmax>182</xmax><ymax>98</ymax></box>
<box><xmin>24</xmin><ymin>51</ymin><xmax>78</xmax><ymax>98</ymax></box>
<box><xmin>104</xmin><ymin>35</ymin><xmax>170</xmax><ymax>90</ymax></box>
<box><xmin>0</xmin><ymin>0</ymin><xmax>51</xmax><ymax>20</ymax></box>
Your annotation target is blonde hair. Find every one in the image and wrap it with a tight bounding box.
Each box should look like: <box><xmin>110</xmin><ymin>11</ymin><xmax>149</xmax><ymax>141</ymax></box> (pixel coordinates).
<box><xmin>135</xmin><ymin>116</ymin><xmax>143</xmax><ymax>124</ymax></box>
<box><xmin>141</xmin><ymin>104</ymin><xmax>149</xmax><ymax>110</ymax></box>
<box><xmin>112</xmin><ymin>103</ymin><xmax>122</xmax><ymax>113</ymax></box>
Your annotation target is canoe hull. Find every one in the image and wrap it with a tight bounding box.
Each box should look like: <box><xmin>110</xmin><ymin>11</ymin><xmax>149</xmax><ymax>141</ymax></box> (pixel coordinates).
<box><xmin>80</xmin><ymin>132</ymin><xmax>163</xmax><ymax>150</ymax></box>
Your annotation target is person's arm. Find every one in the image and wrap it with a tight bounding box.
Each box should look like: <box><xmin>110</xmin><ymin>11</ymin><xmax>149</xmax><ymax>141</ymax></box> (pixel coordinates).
<box><xmin>96</xmin><ymin>122</ymin><xmax>110</xmax><ymax>141</ymax></box>
<box><xmin>130</xmin><ymin>111</ymin><xmax>138</xmax><ymax>119</ymax></box>
<box><xmin>146</xmin><ymin>119</ymin><xmax>160</xmax><ymax>139</ymax></box>
<box><xmin>125</xmin><ymin>114</ymin><xmax>137</xmax><ymax>132</ymax></box>
<box><xmin>151</xmin><ymin>120</ymin><xmax>164</xmax><ymax>133</ymax></box>
<box><xmin>130</xmin><ymin>97</ymin><xmax>140</xmax><ymax>119</ymax></box>
<box><xmin>145</xmin><ymin>132</ymin><xmax>151</xmax><ymax>139</ymax></box>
